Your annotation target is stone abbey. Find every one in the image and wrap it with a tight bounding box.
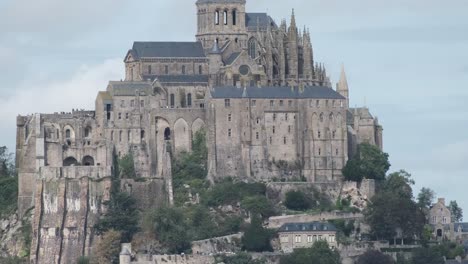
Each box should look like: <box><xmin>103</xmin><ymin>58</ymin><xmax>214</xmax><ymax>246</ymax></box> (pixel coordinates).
<box><xmin>15</xmin><ymin>1</ymin><xmax>382</xmax><ymax>263</ymax></box>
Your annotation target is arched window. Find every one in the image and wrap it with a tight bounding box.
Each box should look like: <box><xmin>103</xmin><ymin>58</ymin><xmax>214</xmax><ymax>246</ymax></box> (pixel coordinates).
<box><xmin>182</xmin><ymin>65</ymin><xmax>186</xmax><ymax>75</ymax></box>
<box><xmin>65</xmin><ymin>129</ymin><xmax>71</xmax><ymax>139</ymax></box>
<box><xmin>215</xmin><ymin>10</ymin><xmax>220</xmax><ymax>25</ymax></box>
<box><xmin>164</xmin><ymin>127</ymin><xmax>171</xmax><ymax>140</ymax></box>
<box><xmin>170</xmin><ymin>94</ymin><xmax>175</xmax><ymax>108</ymax></box>
<box><xmin>198</xmin><ymin>65</ymin><xmax>203</xmax><ymax>75</ymax></box>
<box><xmin>232</xmin><ymin>10</ymin><xmax>237</xmax><ymax>25</ymax></box>
<box><xmin>165</xmin><ymin>65</ymin><xmax>169</xmax><ymax>75</ymax></box>
<box><xmin>148</xmin><ymin>65</ymin><xmax>152</xmax><ymax>74</ymax></box>
<box><xmin>223</xmin><ymin>10</ymin><xmax>228</xmax><ymax>25</ymax></box>
<box><xmin>248</xmin><ymin>38</ymin><xmax>256</xmax><ymax>59</ymax></box>
<box><xmin>63</xmin><ymin>157</ymin><xmax>78</xmax><ymax>167</ymax></box>
<box><xmin>187</xmin><ymin>93</ymin><xmax>192</xmax><ymax>107</ymax></box>
<box><xmin>82</xmin><ymin>156</ymin><xmax>95</xmax><ymax>166</ymax></box>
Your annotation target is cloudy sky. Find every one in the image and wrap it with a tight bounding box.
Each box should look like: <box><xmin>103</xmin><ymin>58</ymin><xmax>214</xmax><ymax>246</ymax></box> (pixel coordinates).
<box><xmin>1</xmin><ymin>0</ymin><xmax>467</xmax><ymax>213</ymax></box>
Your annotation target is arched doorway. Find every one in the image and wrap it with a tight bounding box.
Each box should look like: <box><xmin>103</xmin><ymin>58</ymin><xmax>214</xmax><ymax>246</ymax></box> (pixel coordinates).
<box><xmin>63</xmin><ymin>157</ymin><xmax>78</xmax><ymax>167</ymax></box>
<box><xmin>82</xmin><ymin>156</ymin><xmax>95</xmax><ymax>166</ymax></box>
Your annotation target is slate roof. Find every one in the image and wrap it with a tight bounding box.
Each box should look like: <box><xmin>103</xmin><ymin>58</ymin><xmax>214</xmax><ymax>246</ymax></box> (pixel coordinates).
<box><xmin>211</xmin><ymin>86</ymin><xmax>346</xmax><ymax>99</ymax></box>
<box><xmin>131</xmin><ymin>42</ymin><xmax>206</xmax><ymax>58</ymax></box>
<box><xmin>225</xmin><ymin>52</ymin><xmax>241</xmax><ymax>65</ymax></box>
<box><xmin>454</xmin><ymin>223</ymin><xmax>468</xmax><ymax>232</ymax></box>
<box><xmin>157</xmin><ymin>75</ymin><xmax>209</xmax><ymax>83</ymax></box>
<box><xmin>278</xmin><ymin>222</ymin><xmax>337</xmax><ymax>233</ymax></box>
<box><xmin>108</xmin><ymin>81</ymin><xmax>152</xmax><ymax>96</ymax></box>
<box><xmin>246</xmin><ymin>13</ymin><xmax>275</xmax><ymax>29</ymax></box>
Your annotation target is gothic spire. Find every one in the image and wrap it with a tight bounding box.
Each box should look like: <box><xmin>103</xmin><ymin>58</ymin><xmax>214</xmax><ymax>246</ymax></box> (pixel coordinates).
<box><xmin>290</xmin><ymin>9</ymin><xmax>297</xmax><ymax>30</ymax></box>
<box><xmin>338</xmin><ymin>64</ymin><xmax>348</xmax><ymax>91</ymax></box>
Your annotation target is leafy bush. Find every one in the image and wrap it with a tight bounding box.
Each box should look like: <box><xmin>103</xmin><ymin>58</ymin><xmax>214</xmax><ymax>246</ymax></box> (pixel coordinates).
<box><xmin>241</xmin><ymin>196</ymin><xmax>276</xmax><ymax>218</ymax></box>
<box><xmin>280</xmin><ymin>241</ymin><xmax>341</xmax><ymax>264</ymax></box>
<box><xmin>342</xmin><ymin>143</ymin><xmax>390</xmax><ymax>182</ymax></box>
<box><xmin>221</xmin><ymin>253</ymin><xmax>266</xmax><ymax>264</ymax></box>
<box><xmin>203</xmin><ymin>179</ymin><xmax>266</xmax><ymax>207</ymax></box>
<box><xmin>93</xmin><ymin>230</ymin><xmax>121</xmax><ymax>264</ymax></box>
<box><xmin>0</xmin><ymin>176</ymin><xmax>18</xmax><ymax>217</ymax></box>
<box><xmin>284</xmin><ymin>190</ymin><xmax>312</xmax><ymax>211</ymax></box>
<box><xmin>143</xmin><ymin>206</ymin><xmax>191</xmax><ymax>253</ymax></box>
<box><xmin>94</xmin><ymin>192</ymin><xmax>139</xmax><ymax>243</ymax></box>
<box><xmin>357</xmin><ymin>250</ymin><xmax>394</xmax><ymax>264</ymax></box>
<box><xmin>241</xmin><ymin>216</ymin><xmax>273</xmax><ymax>252</ymax></box>
<box><xmin>118</xmin><ymin>153</ymin><xmax>136</xmax><ymax>179</ymax></box>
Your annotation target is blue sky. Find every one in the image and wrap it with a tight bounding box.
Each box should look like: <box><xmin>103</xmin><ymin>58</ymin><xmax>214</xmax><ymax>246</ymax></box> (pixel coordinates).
<box><xmin>0</xmin><ymin>0</ymin><xmax>467</xmax><ymax>214</ymax></box>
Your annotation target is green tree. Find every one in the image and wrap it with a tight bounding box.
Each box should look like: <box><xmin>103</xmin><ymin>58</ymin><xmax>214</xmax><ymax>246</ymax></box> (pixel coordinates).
<box><xmin>448</xmin><ymin>200</ymin><xmax>463</xmax><ymax>222</ymax></box>
<box><xmin>411</xmin><ymin>247</ymin><xmax>444</xmax><ymax>264</ymax></box>
<box><xmin>284</xmin><ymin>190</ymin><xmax>312</xmax><ymax>211</ymax></box>
<box><xmin>143</xmin><ymin>206</ymin><xmax>190</xmax><ymax>253</ymax></box>
<box><xmin>364</xmin><ymin>170</ymin><xmax>425</xmax><ymax>241</ymax></box>
<box><xmin>93</xmin><ymin>230</ymin><xmax>122</xmax><ymax>264</ymax></box>
<box><xmin>241</xmin><ymin>216</ymin><xmax>272</xmax><ymax>252</ymax></box>
<box><xmin>280</xmin><ymin>241</ymin><xmax>341</xmax><ymax>264</ymax></box>
<box><xmin>187</xmin><ymin>205</ymin><xmax>216</xmax><ymax>240</ymax></box>
<box><xmin>118</xmin><ymin>153</ymin><xmax>136</xmax><ymax>179</ymax></box>
<box><xmin>417</xmin><ymin>187</ymin><xmax>435</xmax><ymax>209</ymax></box>
<box><xmin>357</xmin><ymin>250</ymin><xmax>394</xmax><ymax>264</ymax></box>
<box><xmin>241</xmin><ymin>196</ymin><xmax>275</xmax><ymax>219</ymax></box>
<box><xmin>0</xmin><ymin>146</ymin><xmax>15</xmax><ymax>178</ymax></box>
<box><xmin>342</xmin><ymin>143</ymin><xmax>390</xmax><ymax>182</ymax></box>
<box><xmin>94</xmin><ymin>192</ymin><xmax>140</xmax><ymax>242</ymax></box>
<box><xmin>221</xmin><ymin>253</ymin><xmax>266</xmax><ymax>264</ymax></box>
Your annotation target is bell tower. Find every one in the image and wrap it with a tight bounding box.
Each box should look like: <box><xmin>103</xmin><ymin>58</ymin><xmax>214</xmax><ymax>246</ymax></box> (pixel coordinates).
<box><xmin>196</xmin><ymin>0</ymin><xmax>248</xmax><ymax>51</ymax></box>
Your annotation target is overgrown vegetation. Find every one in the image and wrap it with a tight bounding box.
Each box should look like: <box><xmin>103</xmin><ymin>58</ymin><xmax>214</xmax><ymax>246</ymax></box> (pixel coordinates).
<box><xmin>283</xmin><ymin>189</ymin><xmax>332</xmax><ymax>212</ymax></box>
<box><xmin>172</xmin><ymin>129</ymin><xmax>209</xmax><ymax>206</ymax></box>
<box><xmin>0</xmin><ymin>257</ymin><xmax>27</xmax><ymax>264</ymax></box>
<box><xmin>93</xmin><ymin>229</ymin><xmax>122</xmax><ymax>264</ymax></box>
<box><xmin>241</xmin><ymin>216</ymin><xmax>273</xmax><ymax>252</ymax></box>
<box><xmin>94</xmin><ymin>150</ymin><xmax>140</xmax><ymax>243</ymax></box>
<box><xmin>342</xmin><ymin>143</ymin><xmax>390</xmax><ymax>182</ymax></box>
<box><xmin>279</xmin><ymin>240</ymin><xmax>341</xmax><ymax>264</ymax></box>
<box><xmin>219</xmin><ymin>253</ymin><xmax>266</xmax><ymax>264</ymax></box>
<box><xmin>0</xmin><ymin>146</ymin><xmax>18</xmax><ymax>217</ymax></box>
<box><xmin>364</xmin><ymin>170</ymin><xmax>426</xmax><ymax>241</ymax></box>
<box><xmin>118</xmin><ymin>153</ymin><xmax>136</xmax><ymax>179</ymax></box>
<box><xmin>357</xmin><ymin>250</ymin><xmax>395</xmax><ymax>264</ymax></box>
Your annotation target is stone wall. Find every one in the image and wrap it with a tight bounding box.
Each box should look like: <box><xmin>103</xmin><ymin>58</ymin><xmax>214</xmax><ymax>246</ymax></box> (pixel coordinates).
<box><xmin>268</xmin><ymin>212</ymin><xmax>364</xmax><ymax>229</ymax></box>
<box><xmin>191</xmin><ymin>233</ymin><xmax>243</xmax><ymax>255</ymax></box>
<box><xmin>128</xmin><ymin>254</ymin><xmax>215</xmax><ymax>264</ymax></box>
<box><xmin>29</xmin><ymin>177</ymin><xmax>112</xmax><ymax>264</ymax></box>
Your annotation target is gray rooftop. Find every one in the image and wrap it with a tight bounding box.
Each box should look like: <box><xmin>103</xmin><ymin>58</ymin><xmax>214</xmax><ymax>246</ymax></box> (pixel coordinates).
<box><xmin>132</xmin><ymin>42</ymin><xmax>206</xmax><ymax>58</ymax></box>
<box><xmin>278</xmin><ymin>222</ymin><xmax>337</xmax><ymax>233</ymax></box>
<box><xmin>108</xmin><ymin>81</ymin><xmax>152</xmax><ymax>96</ymax></box>
<box><xmin>454</xmin><ymin>223</ymin><xmax>468</xmax><ymax>232</ymax></box>
<box><xmin>246</xmin><ymin>13</ymin><xmax>275</xmax><ymax>29</ymax></box>
<box><xmin>225</xmin><ymin>52</ymin><xmax>241</xmax><ymax>65</ymax></box>
<box><xmin>446</xmin><ymin>260</ymin><xmax>468</xmax><ymax>264</ymax></box>
<box><xmin>156</xmin><ymin>75</ymin><xmax>209</xmax><ymax>84</ymax></box>
<box><xmin>211</xmin><ymin>86</ymin><xmax>346</xmax><ymax>99</ymax></box>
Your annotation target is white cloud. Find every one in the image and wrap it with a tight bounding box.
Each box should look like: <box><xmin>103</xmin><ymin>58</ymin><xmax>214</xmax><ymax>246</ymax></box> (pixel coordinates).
<box><xmin>0</xmin><ymin>59</ymin><xmax>123</xmax><ymax>151</ymax></box>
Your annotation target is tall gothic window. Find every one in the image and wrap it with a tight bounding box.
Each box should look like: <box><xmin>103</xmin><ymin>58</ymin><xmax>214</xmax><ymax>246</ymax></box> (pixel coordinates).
<box><xmin>248</xmin><ymin>38</ymin><xmax>256</xmax><ymax>59</ymax></box>
<box><xmin>170</xmin><ymin>94</ymin><xmax>175</xmax><ymax>108</ymax></box>
<box><xmin>215</xmin><ymin>10</ymin><xmax>220</xmax><ymax>25</ymax></box>
<box><xmin>187</xmin><ymin>93</ymin><xmax>192</xmax><ymax>107</ymax></box>
<box><xmin>223</xmin><ymin>10</ymin><xmax>228</xmax><ymax>25</ymax></box>
<box><xmin>232</xmin><ymin>10</ymin><xmax>237</xmax><ymax>25</ymax></box>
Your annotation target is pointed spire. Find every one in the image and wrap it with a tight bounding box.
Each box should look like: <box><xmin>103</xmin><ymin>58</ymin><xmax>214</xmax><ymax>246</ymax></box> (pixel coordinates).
<box><xmin>290</xmin><ymin>9</ymin><xmax>297</xmax><ymax>30</ymax></box>
<box><xmin>338</xmin><ymin>64</ymin><xmax>348</xmax><ymax>90</ymax></box>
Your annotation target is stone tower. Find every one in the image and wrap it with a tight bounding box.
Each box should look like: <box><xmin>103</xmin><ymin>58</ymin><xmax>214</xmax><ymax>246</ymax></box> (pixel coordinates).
<box><xmin>196</xmin><ymin>0</ymin><xmax>248</xmax><ymax>50</ymax></box>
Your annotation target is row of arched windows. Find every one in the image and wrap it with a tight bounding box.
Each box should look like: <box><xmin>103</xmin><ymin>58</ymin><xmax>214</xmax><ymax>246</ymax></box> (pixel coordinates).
<box><xmin>215</xmin><ymin>9</ymin><xmax>237</xmax><ymax>26</ymax></box>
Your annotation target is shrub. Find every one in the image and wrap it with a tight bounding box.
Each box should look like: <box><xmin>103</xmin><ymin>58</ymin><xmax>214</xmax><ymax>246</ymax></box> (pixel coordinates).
<box><xmin>284</xmin><ymin>190</ymin><xmax>312</xmax><ymax>211</ymax></box>
<box><xmin>280</xmin><ymin>241</ymin><xmax>340</xmax><ymax>264</ymax></box>
<box><xmin>241</xmin><ymin>216</ymin><xmax>273</xmax><ymax>252</ymax></box>
<box><xmin>94</xmin><ymin>230</ymin><xmax>121</xmax><ymax>264</ymax></box>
